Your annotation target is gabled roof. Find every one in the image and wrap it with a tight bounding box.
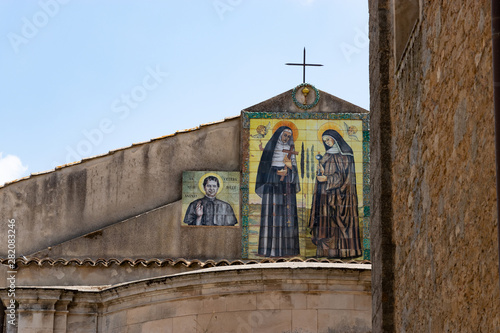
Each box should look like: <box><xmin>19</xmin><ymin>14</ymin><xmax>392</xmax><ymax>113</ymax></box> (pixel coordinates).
<box><xmin>243</xmin><ymin>88</ymin><xmax>368</xmax><ymax>113</ymax></box>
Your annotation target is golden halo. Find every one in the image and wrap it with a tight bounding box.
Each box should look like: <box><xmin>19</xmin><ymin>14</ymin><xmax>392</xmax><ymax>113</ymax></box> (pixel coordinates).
<box><xmin>272</xmin><ymin>120</ymin><xmax>299</xmax><ymax>141</ymax></box>
<box><xmin>198</xmin><ymin>172</ymin><xmax>224</xmax><ymax>195</ymax></box>
<box><xmin>317</xmin><ymin>122</ymin><xmax>344</xmax><ymax>142</ymax></box>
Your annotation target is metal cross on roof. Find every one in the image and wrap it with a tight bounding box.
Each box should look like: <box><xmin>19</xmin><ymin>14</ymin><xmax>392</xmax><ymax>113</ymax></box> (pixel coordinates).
<box><xmin>285</xmin><ymin>48</ymin><xmax>323</xmax><ymax>83</ymax></box>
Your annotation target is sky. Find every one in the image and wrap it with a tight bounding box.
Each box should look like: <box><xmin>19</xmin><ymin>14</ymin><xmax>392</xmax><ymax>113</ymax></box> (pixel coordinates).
<box><xmin>0</xmin><ymin>0</ymin><xmax>369</xmax><ymax>185</ymax></box>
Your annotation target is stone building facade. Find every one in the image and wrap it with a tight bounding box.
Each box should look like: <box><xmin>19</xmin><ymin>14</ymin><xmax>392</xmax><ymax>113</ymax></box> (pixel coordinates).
<box><xmin>369</xmin><ymin>1</ymin><xmax>500</xmax><ymax>331</ymax></box>
<box><xmin>0</xmin><ymin>89</ymin><xmax>372</xmax><ymax>332</ymax></box>
<box><xmin>0</xmin><ymin>263</ymin><xmax>371</xmax><ymax>333</ymax></box>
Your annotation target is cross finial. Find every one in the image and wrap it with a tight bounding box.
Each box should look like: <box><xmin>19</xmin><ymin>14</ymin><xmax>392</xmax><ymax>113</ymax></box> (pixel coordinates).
<box><xmin>285</xmin><ymin>48</ymin><xmax>323</xmax><ymax>83</ymax></box>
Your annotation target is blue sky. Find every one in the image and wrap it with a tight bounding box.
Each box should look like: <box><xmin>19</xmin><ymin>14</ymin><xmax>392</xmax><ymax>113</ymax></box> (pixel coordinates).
<box><xmin>0</xmin><ymin>0</ymin><xmax>369</xmax><ymax>185</ymax></box>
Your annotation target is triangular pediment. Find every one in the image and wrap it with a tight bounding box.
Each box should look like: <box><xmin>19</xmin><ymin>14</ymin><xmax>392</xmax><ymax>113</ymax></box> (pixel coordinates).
<box><xmin>243</xmin><ymin>87</ymin><xmax>368</xmax><ymax>113</ymax></box>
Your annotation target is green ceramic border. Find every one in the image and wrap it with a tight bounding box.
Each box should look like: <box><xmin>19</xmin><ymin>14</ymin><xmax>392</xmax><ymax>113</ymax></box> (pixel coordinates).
<box><xmin>241</xmin><ymin>111</ymin><xmax>370</xmax><ymax>260</ymax></box>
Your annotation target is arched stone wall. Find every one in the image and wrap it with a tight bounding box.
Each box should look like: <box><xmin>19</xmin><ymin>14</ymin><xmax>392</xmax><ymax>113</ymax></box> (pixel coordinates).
<box><xmin>1</xmin><ymin>263</ymin><xmax>371</xmax><ymax>333</ymax></box>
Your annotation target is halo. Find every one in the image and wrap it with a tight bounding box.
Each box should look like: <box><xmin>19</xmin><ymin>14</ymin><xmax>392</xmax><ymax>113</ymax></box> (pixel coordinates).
<box><xmin>317</xmin><ymin>122</ymin><xmax>344</xmax><ymax>142</ymax></box>
<box><xmin>198</xmin><ymin>172</ymin><xmax>224</xmax><ymax>195</ymax></box>
<box><xmin>272</xmin><ymin>120</ymin><xmax>299</xmax><ymax>141</ymax></box>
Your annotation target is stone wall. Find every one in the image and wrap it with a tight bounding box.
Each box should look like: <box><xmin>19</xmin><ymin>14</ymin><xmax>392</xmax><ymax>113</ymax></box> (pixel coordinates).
<box><xmin>30</xmin><ymin>201</ymin><xmax>240</xmax><ymax>261</ymax></box>
<box><xmin>0</xmin><ymin>87</ymin><xmax>372</xmax><ymax>331</ymax></box>
<box><xmin>0</xmin><ymin>260</ymin><xmax>200</xmax><ymax>288</ymax></box>
<box><xmin>0</xmin><ymin>263</ymin><xmax>372</xmax><ymax>333</ymax></box>
<box><xmin>0</xmin><ymin>89</ymin><xmax>368</xmax><ymax>263</ymax></box>
<box><xmin>0</xmin><ymin>118</ymin><xmax>241</xmax><ymax>259</ymax></box>
<box><xmin>370</xmin><ymin>0</ymin><xmax>500</xmax><ymax>331</ymax></box>
<box><xmin>368</xmin><ymin>0</ymin><xmax>394</xmax><ymax>331</ymax></box>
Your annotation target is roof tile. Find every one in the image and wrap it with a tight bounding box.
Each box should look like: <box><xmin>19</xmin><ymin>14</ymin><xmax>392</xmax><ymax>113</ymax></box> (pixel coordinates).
<box><xmin>1</xmin><ymin>257</ymin><xmax>371</xmax><ymax>268</ymax></box>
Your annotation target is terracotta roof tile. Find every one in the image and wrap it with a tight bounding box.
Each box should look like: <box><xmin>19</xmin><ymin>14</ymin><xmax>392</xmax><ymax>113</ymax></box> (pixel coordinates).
<box><xmin>131</xmin><ymin>140</ymin><xmax>152</xmax><ymax>146</ymax></box>
<box><xmin>29</xmin><ymin>170</ymin><xmax>53</xmax><ymax>177</ymax></box>
<box><xmin>1</xmin><ymin>257</ymin><xmax>371</xmax><ymax>268</ymax></box>
<box><xmin>108</xmin><ymin>145</ymin><xmax>132</xmax><ymax>154</ymax></box>
<box><xmin>81</xmin><ymin>152</ymin><xmax>110</xmax><ymax>161</ymax></box>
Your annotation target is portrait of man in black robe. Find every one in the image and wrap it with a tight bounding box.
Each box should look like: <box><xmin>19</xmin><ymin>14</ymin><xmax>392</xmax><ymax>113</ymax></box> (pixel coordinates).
<box><xmin>184</xmin><ymin>176</ymin><xmax>237</xmax><ymax>226</ymax></box>
<box><xmin>255</xmin><ymin>126</ymin><xmax>300</xmax><ymax>257</ymax></box>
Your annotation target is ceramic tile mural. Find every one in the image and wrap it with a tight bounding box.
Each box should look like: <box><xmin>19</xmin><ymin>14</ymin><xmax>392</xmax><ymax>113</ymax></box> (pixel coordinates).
<box><xmin>182</xmin><ymin>171</ymin><xmax>240</xmax><ymax>226</ymax></box>
<box><xmin>241</xmin><ymin>112</ymin><xmax>370</xmax><ymax>260</ymax></box>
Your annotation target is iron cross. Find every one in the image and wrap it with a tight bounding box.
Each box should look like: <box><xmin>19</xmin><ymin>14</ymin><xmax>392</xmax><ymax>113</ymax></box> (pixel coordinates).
<box><xmin>286</xmin><ymin>48</ymin><xmax>323</xmax><ymax>83</ymax></box>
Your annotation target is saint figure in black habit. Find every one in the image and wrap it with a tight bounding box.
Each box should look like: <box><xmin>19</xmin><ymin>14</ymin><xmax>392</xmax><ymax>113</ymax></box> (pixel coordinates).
<box><xmin>255</xmin><ymin>126</ymin><xmax>300</xmax><ymax>257</ymax></box>
<box><xmin>184</xmin><ymin>176</ymin><xmax>237</xmax><ymax>226</ymax></box>
<box><xmin>309</xmin><ymin>129</ymin><xmax>362</xmax><ymax>258</ymax></box>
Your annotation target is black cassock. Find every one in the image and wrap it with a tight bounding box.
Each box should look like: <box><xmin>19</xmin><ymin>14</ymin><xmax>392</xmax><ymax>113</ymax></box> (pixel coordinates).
<box><xmin>184</xmin><ymin>197</ymin><xmax>237</xmax><ymax>226</ymax></box>
<box><xmin>255</xmin><ymin>126</ymin><xmax>300</xmax><ymax>257</ymax></box>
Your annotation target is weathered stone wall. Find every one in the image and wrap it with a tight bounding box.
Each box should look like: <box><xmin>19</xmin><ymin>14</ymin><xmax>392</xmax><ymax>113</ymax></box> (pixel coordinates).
<box><xmin>0</xmin><ymin>263</ymin><xmax>372</xmax><ymax>333</ymax></box>
<box><xmin>30</xmin><ymin>201</ymin><xmax>241</xmax><ymax>261</ymax></box>
<box><xmin>0</xmin><ymin>88</ymin><xmax>368</xmax><ymax>263</ymax></box>
<box><xmin>369</xmin><ymin>0</ymin><xmax>394</xmax><ymax>331</ymax></box>
<box><xmin>0</xmin><ymin>118</ymin><xmax>241</xmax><ymax>258</ymax></box>
<box><xmin>370</xmin><ymin>0</ymin><xmax>500</xmax><ymax>331</ymax></box>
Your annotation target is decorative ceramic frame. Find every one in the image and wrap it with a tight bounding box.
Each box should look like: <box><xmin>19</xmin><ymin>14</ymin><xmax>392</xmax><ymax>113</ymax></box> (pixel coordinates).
<box><xmin>241</xmin><ymin>111</ymin><xmax>370</xmax><ymax>260</ymax></box>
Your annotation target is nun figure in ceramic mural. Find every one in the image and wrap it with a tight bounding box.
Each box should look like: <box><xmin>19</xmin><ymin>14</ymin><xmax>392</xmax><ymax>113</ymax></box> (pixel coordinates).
<box><xmin>309</xmin><ymin>129</ymin><xmax>362</xmax><ymax>258</ymax></box>
<box><xmin>255</xmin><ymin>126</ymin><xmax>300</xmax><ymax>257</ymax></box>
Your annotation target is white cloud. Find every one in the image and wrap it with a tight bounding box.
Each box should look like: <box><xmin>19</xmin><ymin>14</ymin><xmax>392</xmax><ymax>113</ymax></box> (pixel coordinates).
<box><xmin>0</xmin><ymin>153</ymin><xmax>28</xmax><ymax>185</ymax></box>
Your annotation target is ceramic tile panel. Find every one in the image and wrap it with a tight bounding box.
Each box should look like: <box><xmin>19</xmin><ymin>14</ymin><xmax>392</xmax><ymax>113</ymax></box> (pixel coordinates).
<box><xmin>181</xmin><ymin>171</ymin><xmax>240</xmax><ymax>227</ymax></box>
<box><xmin>241</xmin><ymin>112</ymin><xmax>370</xmax><ymax>260</ymax></box>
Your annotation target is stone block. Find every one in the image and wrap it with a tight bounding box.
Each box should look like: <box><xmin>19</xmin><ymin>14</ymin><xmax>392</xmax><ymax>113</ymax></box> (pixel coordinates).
<box><xmin>279</xmin><ymin>293</ymin><xmax>307</xmax><ymax>310</ymax></box>
<box><xmin>154</xmin><ymin>302</ymin><xmax>176</xmax><ymax>319</ymax></box>
<box><xmin>201</xmin><ymin>296</ymin><xmax>226</xmax><ymax>314</ymax></box>
<box><xmin>256</xmin><ymin>292</ymin><xmax>281</xmax><ymax>310</ymax></box>
<box><xmin>125</xmin><ymin>323</ymin><xmax>141</xmax><ymax>333</ymax></box>
<box><xmin>317</xmin><ymin>309</ymin><xmax>370</xmax><ymax>332</ymax></box>
<box><xmin>168</xmin><ymin>298</ymin><xmax>204</xmax><ymax>317</ymax></box>
<box><xmin>225</xmin><ymin>294</ymin><xmax>257</xmax><ymax>311</ymax></box>
<box><xmin>253</xmin><ymin>309</ymin><xmax>291</xmax><ymax>333</ymax></box>
<box><xmin>126</xmin><ymin>305</ymin><xmax>155</xmax><ymax>325</ymax></box>
<box><xmin>102</xmin><ymin>310</ymin><xmax>128</xmax><ymax>330</ymax></box>
<box><xmin>291</xmin><ymin>309</ymin><xmax>317</xmax><ymax>332</ymax></box>
<box><xmin>307</xmin><ymin>293</ymin><xmax>355</xmax><ymax>310</ymax></box>
<box><xmin>196</xmin><ymin>310</ymin><xmax>261</xmax><ymax>333</ymax></box>
<box><xmin>110</xmin><ymin>328</ymin><xmax>126</xmax><ymax>333</ymax></box>
<box><xmin>201</xmin><ymin>281</ymin><xmax>263</xmax><ymax>297</ymax></box>
<box><xmin>140</xmin><ymin>318</ymin><xmax>173</xmax><ymax>333</ymax></box>
<box><xmin>193</xmin><ymin>313</ymin><xmax>219</xmax><ymax>332</ymax></box>
<box><xmin>172</xmin><ymin>315</ymin><xmax>198</xmax><ymax>333</ymax></box>
<box><xmin>354</xmin><ymin>294</ymin><xmax>372</xmax><ymax>311</ymax></box>
<box><xmin>66</xmin><ymin>313</ymin><xmax>97</xmax><ymax>332</ymax></box>
<box><xmin>53</xmin><ymin>312</ymin><xmax>69</xmax><ymax>333</ymax></box>
<box><xmin>262</xmin><ymin>280</ymin><xmax>308</xmax><ymax>292</ymax></box>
